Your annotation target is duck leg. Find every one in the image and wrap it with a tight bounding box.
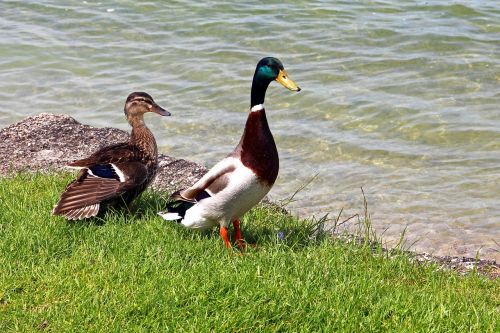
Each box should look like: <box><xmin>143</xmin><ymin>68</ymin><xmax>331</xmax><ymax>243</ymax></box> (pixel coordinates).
<box><xmin>220</xmin><ymin>226</ymin><xmax>231</xmax><ymax>249</ymax></box>
<box><xmin>232</xmin><ymin>219</ymin><xmax>246</xmax><ymax>250</ymax></box>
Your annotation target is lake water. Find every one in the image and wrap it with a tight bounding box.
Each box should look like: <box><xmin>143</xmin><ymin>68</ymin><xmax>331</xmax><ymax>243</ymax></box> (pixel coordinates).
<box><xmin>1</xmin><ymin>1</ymin><xmax>499</xmax><ymax>260</ymax></box>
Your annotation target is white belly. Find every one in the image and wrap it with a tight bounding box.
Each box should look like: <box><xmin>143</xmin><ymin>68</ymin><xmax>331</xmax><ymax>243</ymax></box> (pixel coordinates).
<box><xmin>181</xmin><ymin>160</ymin><xmax>271</xmax><ymax>230</ymax></box>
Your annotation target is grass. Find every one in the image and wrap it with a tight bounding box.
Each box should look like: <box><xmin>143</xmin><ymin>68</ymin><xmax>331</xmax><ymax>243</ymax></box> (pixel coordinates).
<box><xmin>0</xmin><ymin>172</ymin><xmax>498</xmax><ymax>332</ymax></box>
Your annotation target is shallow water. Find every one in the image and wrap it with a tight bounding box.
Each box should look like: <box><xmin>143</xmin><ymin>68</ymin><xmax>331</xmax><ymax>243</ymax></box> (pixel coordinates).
<box><xmin>1</xmin><ymin>1</ymin><xmax>499</xmax><ymax>260</ymax></box>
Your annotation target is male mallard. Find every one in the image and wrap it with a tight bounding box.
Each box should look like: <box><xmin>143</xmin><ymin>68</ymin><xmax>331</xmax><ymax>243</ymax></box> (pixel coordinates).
<box><xmin>53</xmin><ymin>92</ymin><xmax>170</xmax><ymax>220</ymax></box>
<box><xmin>159</xmin><ymin>57</ymin><xmax>300</xmax><ymax>249</ymax></box>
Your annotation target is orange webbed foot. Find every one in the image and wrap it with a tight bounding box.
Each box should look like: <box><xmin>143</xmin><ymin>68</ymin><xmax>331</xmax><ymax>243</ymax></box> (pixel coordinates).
<box><xmin>232</xmin><ymin>219</ymin><xmax>247</xmax><ymax>251</ymax></box>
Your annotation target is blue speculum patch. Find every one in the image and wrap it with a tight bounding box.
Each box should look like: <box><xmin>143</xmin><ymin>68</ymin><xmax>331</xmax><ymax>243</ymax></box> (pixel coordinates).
<box><xmin>89</xmin><ymin>164</ymin><xmax>119</xmax><ymax>180</ymax></box>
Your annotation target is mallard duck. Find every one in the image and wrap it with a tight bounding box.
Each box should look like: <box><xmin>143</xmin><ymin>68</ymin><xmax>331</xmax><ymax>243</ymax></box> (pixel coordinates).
<box><xmin>53</xmin><ymin>92</ymin><xmax>170</xmax><ymax>220</ymax></box>
<box><xmin>159</xmin><ymin>57</ymin><xmax>300</xmax><ymax>249</ymax></box>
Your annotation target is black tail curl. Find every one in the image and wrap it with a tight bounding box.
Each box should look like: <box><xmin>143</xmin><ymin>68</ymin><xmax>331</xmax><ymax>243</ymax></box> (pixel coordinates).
<box><xmin>166</xmin><ymin>189</ymin><xmax>211</xmax><ymax>220</ymax></box>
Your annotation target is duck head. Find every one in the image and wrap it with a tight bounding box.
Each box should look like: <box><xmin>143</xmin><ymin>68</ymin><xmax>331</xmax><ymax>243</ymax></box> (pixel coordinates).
<box><xmin>124</xmin><ymin>92</ymin><xmax>170</xmax><ymax>124</ymax></box>
<box><xmin>251</xmin><ymin>57</ymin><xmax>300</xmax><ymax>108</ymax></box>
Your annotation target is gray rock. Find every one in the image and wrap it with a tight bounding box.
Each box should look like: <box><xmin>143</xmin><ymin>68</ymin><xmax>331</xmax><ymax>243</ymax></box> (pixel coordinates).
<box><xmin>0</xmin><ymin>113</ymin><xmax>207</xmax><ymax>192</ymax></box>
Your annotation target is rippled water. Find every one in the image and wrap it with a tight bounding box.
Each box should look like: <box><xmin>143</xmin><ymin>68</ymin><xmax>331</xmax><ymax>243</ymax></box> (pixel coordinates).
<box><xmin>1</xmin><ymin>1</ymin><xmax>499</xmax><ymax>260</ymax></box>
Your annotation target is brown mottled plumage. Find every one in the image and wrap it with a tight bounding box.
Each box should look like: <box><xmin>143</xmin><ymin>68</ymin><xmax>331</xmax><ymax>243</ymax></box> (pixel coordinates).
<box><xmin>52</xmin><ymin>92</ymin><xmax>170</xmax><ymax>220</ymax></box>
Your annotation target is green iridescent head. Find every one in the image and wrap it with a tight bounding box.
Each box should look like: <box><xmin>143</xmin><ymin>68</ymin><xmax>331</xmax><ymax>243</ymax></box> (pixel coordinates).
<box><xmin>254</xmin><ymin>57</ymin><xmax>301</xmax><ymax>91</ymax></box>
<box><xmin>250</xmin><ymin>57</ymin><xmax>301</xmax><ymax>107</ymax></box>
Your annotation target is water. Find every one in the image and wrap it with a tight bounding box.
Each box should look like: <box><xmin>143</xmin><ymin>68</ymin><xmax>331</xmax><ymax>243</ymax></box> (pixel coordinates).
<box><xmin>1</xmin><ymin>1</ymin><xmax>499</xmax><ymax>260</ymax></box>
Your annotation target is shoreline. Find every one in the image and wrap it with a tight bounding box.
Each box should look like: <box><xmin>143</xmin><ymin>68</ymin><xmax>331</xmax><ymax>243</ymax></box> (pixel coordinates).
<box><xmin>1</xmin><ymin>113</ymin><xmax>497</xmax><ymax>278</ymax></box>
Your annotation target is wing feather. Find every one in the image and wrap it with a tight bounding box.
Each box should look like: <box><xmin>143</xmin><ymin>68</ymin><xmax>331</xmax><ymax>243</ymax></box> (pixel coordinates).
<box><xmin>60</xmin><ymin>203</ymin><xmax>100</xmax><ymax>220</ymax></box>
<box><xmin>69</xmin><ymin>143</ymin><xmax>143</xmax><ymax>167</ymax></box>
<box><xmin>54</xmin><ymin>160</ymin><xmax>149</xmax><ymax>219</ymax></box>
<box><xmin>179</xmin><ymin>157</ymin><xmax>237</xmax><ymax>201</ymax></box>
<box><xmin>53</xmin><ymin>174</ymin><xmax>123</xmax><ymax>216</ymax></box>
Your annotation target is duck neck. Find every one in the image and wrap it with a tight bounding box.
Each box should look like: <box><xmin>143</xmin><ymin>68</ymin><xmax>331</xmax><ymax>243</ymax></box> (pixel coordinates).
<box><xmin>250</xmin><ymin>76</ymin><xmax>271</xmax><ymax>109</ymax></box>
<box><xmin>128</xmin><ymin>114</ymin><xmax>158</xmax><ymax>159</ymax></box>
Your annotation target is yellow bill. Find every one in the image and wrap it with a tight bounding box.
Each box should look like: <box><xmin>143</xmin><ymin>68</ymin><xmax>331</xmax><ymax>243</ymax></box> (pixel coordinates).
<box><xmin>276</xmin><ymin>69</ymin><xmax>301</xmax><ymax>91</ymax></box>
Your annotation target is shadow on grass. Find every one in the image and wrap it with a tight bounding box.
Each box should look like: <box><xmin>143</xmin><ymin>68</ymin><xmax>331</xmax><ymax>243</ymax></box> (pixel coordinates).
<box><xmin>239</xmin><ymin>204</ymin><xmax>331</xmax><ymax>250</ymax></box>
<box><xmin>62</xmin><ymin>184</ymin><xmax>387</xmax><ymax>256</ymax></box>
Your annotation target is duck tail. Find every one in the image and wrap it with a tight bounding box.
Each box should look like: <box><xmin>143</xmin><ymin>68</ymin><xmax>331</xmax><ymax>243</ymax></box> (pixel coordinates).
<box><xmin>158</xmin><ymin>199</ymin><xmax>194</xmax><ymax>222</ymax></box>
<box><xmin>157</xmin><ymin>211</ymin><xmax>183</xmax><ymax>221</ymax></box>
<box><xmin>158</xmin><ymin>189</ymin><xmax>211</xmax><ymax>222</ymax></box>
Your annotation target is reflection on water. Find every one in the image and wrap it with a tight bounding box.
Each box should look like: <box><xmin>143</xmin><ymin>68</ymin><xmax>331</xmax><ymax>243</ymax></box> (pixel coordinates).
<box><xmin>0</xmin><ymin>1</ymin><xmax>499</xmax><ymax>260</ymax></box>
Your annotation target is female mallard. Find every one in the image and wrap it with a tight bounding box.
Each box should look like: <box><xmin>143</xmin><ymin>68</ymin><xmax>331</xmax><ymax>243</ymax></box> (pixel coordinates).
<box><xmin>159</xmin><ymin>57</ymin><xmax>300</xmax><ymax>249</ymax></box>
<box><xmin>53</xmin><ymin>92</ymin><xmax>170</xmax><ymax>220</ymax></box>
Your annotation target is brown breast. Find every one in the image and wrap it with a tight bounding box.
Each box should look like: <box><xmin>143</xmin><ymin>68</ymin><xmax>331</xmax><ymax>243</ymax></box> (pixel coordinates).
<box><xmin>232</xmin><ymin>108</ymin><xmax>279</xmax><ymax>186</ymax></box>
<box><xmin>130</xmin><ymin>124</ymin><xmax>159</xmax><ymax>181</ymax></box>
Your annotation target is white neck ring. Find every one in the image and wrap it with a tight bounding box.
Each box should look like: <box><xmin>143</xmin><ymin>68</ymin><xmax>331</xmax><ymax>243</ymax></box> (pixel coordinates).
<box><xmin>250</xmin><ymin>104</ymin><xmax>264</xmax><ymax>112</ymax></box>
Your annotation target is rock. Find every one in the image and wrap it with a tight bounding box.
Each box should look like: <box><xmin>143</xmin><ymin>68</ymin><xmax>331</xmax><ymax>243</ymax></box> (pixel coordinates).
<box><xmin>0</xmin><ymin>113</ymin><xmax>128</xmax><ymax>175</ymax></box>
<box><xmin>412</xmin><ymin>252</ymin><xmax>499</xmax><ymax>279</ymax></box>
<box><xmin>0</xmin><ymin>113</ymin><xmax>207</xmax><ymax>192</ymax></box>
<box><xmin>153</xmin><ymin>156</ymin><xmax>207</xmax><ymax>192</ymax></box>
